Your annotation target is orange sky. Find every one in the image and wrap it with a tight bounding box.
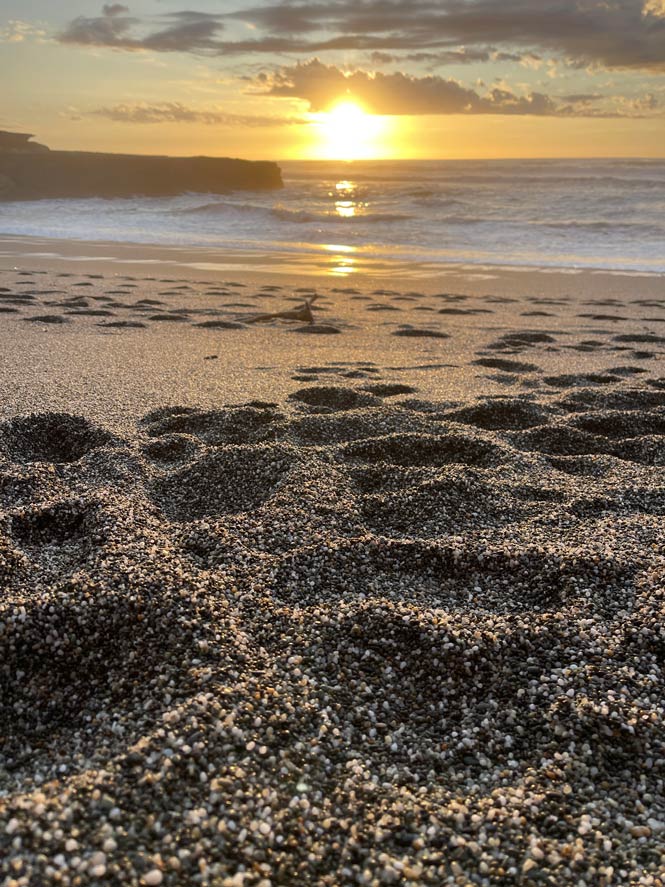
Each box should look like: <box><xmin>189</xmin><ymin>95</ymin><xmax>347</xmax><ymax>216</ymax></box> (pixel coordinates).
<box><xmin>2</xmin><ymin>1</ymin><xmax>664</xmax><ymax>159</ymax></box>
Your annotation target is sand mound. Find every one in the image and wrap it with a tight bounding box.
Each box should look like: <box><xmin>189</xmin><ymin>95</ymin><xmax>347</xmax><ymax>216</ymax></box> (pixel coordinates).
<box><xmin>571</xmin><ymin>408</ymin><xmax>665</xmax><ymax>438</ymax></box>
<box><xmin>0</xmin><ymin>413</ymin><xmax>114</xmax><ymax>464</ymax></box>
<box><xmin>342</xmin><ymin>431</ymin><xmax>504</xmax><ymax>468</ymax></box>
<box><xmin>289</xmin><ymin>385</ymin><xmax>378</xmax><ymax>412</ymax></box>
<box><xmin>152</xmin><ymin>444</ymin><xmax>295</xmax><ymax>520</ymax></box>
<box><xmin>474</xmin><ymin>357</ymin><xmax>540</xmax><ymax>373</ymax></box>
<box><xmin>23</xmin><ymin>314</ymin><xmax>70</xmax><ymax>324</ymax></box>
<box><xmin>143</xmin><ymin>433</ymin><xmax>200</xmax><ymax>465</ymax></box>
<box><xmin>9</xmin><ymin>497</ymin><xmax>98</xmax><ymax>547</ymax></box>
<box><xmin>142</xmin><ymin>404</ymin><xmax>285</xmax><ymax>445</ymax></box>
<box><xmin>444</xmin><ymin>397</ymin><xmax>549</xmax><ymax>430</ymax></box>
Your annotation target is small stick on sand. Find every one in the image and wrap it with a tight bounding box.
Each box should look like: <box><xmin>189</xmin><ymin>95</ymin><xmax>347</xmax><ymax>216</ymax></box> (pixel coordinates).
<box><xmin>247</xmin><ymin>295</ymin><xmax>318</xmax><ymax>325</ymax></box>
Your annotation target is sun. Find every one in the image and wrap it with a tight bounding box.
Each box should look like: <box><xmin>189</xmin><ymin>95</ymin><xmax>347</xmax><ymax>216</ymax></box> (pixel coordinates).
<box><xmin>310</xmin><ymin>100</ymin><xmax>390</xmax><ymax>161</ymax></box>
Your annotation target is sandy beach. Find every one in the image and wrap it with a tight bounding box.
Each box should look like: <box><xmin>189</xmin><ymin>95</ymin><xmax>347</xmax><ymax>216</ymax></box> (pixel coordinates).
<box><xmin>1</xmin><ymin>245</ymin><xmax>664</xmax><ymax>885</ymax></box>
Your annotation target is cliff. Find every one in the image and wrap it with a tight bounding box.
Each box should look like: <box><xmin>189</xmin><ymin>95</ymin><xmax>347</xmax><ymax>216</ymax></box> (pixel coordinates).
<box><xmin>0</xmin><ymin>133</ymin><xmax>283</xmax><ymax>199</ymax></box>
<box><xmin>0</xmin><ymin>131</ymin><xmax>50</xmax><ymax>154</ymax></box>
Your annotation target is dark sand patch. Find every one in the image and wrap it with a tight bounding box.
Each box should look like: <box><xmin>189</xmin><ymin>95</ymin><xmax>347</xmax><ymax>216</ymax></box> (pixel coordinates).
<box><xmin>64</xmin><ymin>309</ymin><xmax>116</xmax><ymax>317</ymax></box>
<box><xmin>148</xmin><ymin>313</ymin><xmax>190</xmax><ymax>323</ymax></box>
<box><xmin>292</xmin><ymin>324</ymin><xmax>341</xmax><ymax>335</ymax></box>
<box><xmin>439</xmin><ymin>307</ymin><xmax>494</xmax><ymax>315</ymax></box>
<box><xmin>614</xmin><ymin>333</ymin><xmax>665</xmax><ymax>345</ymax></box>
<box><xmin>578</xmin><ymin>313</ymin><xmax>628</xmax><ymax>321</ymax></box>
<box><xmin>290</xmin><ymin>386</ymin><xmax>377</xmax><ymax>412</ymax></box>
<box><xmin>392</xmin><ymin>328</ymin><xmax>450</xmax><ymax>339</ymax></box>
<box><xmin>362</xmin><ymin>383</ymin><xmax>418</xmax><ymax>397</ymax></box>
<box><xmin>474</xmin><ymin>357</ymin><xmax>540</xmax><ymax>373</ymax></box>
<box><xmin>98</xmin><ymin>320</ymin><xmax>146</xmax><ymax>329</ymax></box>
<box><xmin>23</xmin><ymin>314</ymin><xmax>70</xmax><ymax>324</ymax></box>
<box><xmin>489</xmin><ymin>331</ymin><xmax>557</xmax><ymax>350</ymax></box>
<box><xmin>543</xmin><ymin>373</ymin><xmax>617</xmax><ymax>388</ymax></box>
<box><xmin>194</xmin><ymin>320</ymin><xmax>246</xmax><ymax>330</ymax></box>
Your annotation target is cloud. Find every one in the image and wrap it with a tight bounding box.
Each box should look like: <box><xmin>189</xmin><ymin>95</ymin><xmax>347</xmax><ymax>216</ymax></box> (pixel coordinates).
<box><xmin>370</xmin><ymin>48</ymin><xmax>537</xmax><ymax>67</ymax></box>
<box><xmin>560</xmin><ymin>93</ymin><xmax>604</xmax><ymax>103</ymax></box>
<box><xmin>370</xmin><ymin>48</ymin><xmax>493</xmax><ymax>66</ymax></box>
<box><xmin>0</xmin><ymin>20</ymin><xmax>47</xmax><ymax>43</ymax></box>
<box><xmin>102</xmin><ymin>4</ymin><xmax>129</xmax><ymax>15</ymax></box>
<box><xmin>59</xmin><ymin>7</ymin><xmax>227</xmax><ymax>54</ymax></box>
<box><xmin>59</xmin><ymin>8</ymin><xmax>140</xmax><ymax>48</ymax></box>
<box><xmin>254</xmin><ymin>58</ymin><xmax>589</xmax><ymax>116</ymax></box>
<box><xmin>88</xmin><ymin>101</ymin><xmax>304</xmax><ymax>126</ymax></box>
<box><xmin>643</xmin><ymin>0</ymin><xmax>665</xmax><ymax>17</ymax></box>
<box><xmin>615</xmin><ymin>92</ymin><xmax>659</xmax><ymax>111</ymax></box>
<box><xmin>58</xmin><ymin>2</ymin><xmax>665</xmax><ymax>71</ymax></box>
<box><xmin>231</xmin><ymin>0</ymin><xmax>665</xmax><ymax>70</ymax></box>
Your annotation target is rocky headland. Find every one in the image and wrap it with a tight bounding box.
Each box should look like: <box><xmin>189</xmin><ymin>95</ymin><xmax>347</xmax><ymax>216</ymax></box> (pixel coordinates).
<box><xmin>0</xmin><ymin>131</ymin><xmax>283</xmax><ymax>199</ymax></box>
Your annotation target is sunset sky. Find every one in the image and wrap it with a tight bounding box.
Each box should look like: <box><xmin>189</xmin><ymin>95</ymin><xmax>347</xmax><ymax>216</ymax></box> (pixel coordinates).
<box><xmin>2</xmin><ymin>0</ymin><xmax>665</xmax><ymax>159</ymax></box>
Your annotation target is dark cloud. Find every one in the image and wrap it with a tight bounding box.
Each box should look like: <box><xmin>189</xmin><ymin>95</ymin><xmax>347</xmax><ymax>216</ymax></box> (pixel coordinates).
<box><xmin>59</xmin><ymin>7</ymin><xmax>226</xmax><ymax>53</ymax></box>
<box><xmin>89</xmin><ymin>102</ymin><xmax>304</xmax><ymax>126</ymax></box>
<box><xmin>59</xmin><ymin>8</ymin><xmax>139</xmax><ymax>47</ymax></box>
<box><xmin>369</xmin><ymin>48</ymin><xmax>535</xmax><ymax>66</ymax></box>
<box><xmin>370</xmin><ymin>48</ymin><xmax>493</xmax><ymax>66</ymax></box>
<box><xmin>141</xmin><ymin>16</ymin><xmax>226</xmax><ymax>54</ymax></box>
<box><xmin>256</xmin><ymin>58</ymin><xmax>568</xmax><ymax>115</ymax></box>
<box><xmin>58</xmin><ymin>2</ymin><xmax>665</xmax><ymax>71</ymax></box>
<box><xmin>561</xmin><ymin>93</ymin><xmax>604</xmax><ymax>103</ymax></box>
<box><xmin>228</xmin><ymin>0</ymin><xmax>665</xmax><ymax>71</ymax></box>
<box><xmin>252</xmin><ymin>58</ymin><xmax>655</xmax><ymax>117</ymax></box>
<box><xmin>495</xmin><ymin>51</ymin><xmax>530</xmax><ymax>63</ymax></box>
<box><xmin>102</xmin><ymin>4</ymin><xmax>129</xmax><ymax>16</ymax></box>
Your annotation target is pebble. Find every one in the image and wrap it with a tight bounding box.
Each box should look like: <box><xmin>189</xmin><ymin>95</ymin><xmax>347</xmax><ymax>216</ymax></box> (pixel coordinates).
<box><xmin>630</xmin><ymin>826</ymin><xmax>651</xmax><ymax>838</ymax></box>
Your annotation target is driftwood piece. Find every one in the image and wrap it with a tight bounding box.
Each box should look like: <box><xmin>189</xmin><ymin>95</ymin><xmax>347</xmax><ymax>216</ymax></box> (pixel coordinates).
<box><xmin>247</xmin><ymin>296</ymin><xmax>318</xmax><ymax>325</ymax></box>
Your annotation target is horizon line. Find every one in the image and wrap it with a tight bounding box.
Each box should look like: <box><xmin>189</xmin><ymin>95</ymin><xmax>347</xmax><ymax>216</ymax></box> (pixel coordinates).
<box><xmin>279</xmin><ymin>155</ymin><xmax>665</xmax><ymax>162</ymax></box>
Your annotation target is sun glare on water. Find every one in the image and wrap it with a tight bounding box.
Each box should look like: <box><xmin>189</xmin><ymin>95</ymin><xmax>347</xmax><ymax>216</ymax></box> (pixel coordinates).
<box><xmin>311</xmin><ymin>101</ymin><xmax>390</xmax><ymax>161</ymax></box>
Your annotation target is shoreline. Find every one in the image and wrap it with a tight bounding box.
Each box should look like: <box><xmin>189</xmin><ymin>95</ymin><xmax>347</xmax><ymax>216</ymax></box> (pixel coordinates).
<box><xmin>0</xmin><ymin>244</ymin><xmax>663</xmax><ymax>429</ymax></box>
<box><xmin>2</xmin><ymin>234</ymin><xmax>665</xmax><ymax>294</ymax></box>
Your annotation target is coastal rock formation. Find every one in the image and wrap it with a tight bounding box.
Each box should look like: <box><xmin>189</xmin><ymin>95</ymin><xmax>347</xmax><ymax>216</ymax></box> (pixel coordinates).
<box><xmin>0</xmin><ymin>131</ymin><xmax>283</xmax><ymax>199</ymax></box>
<box><xmin>0</xmin><ymin>131</ymin><xmax>50</xmax><ymax>154</ymax></box>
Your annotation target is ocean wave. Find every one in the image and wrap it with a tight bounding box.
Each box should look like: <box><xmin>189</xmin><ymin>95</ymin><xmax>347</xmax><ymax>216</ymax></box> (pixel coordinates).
<box><xmin>284</xmin><ymin>168</ymin><xmax>665</xmax><ymax>190</ymax></box>
<box><xmin>176</xmin><ymin>200</ymin><xmax>413</xmax><ymax>225</ymax></box>
<box><xmin>177</xmin><ymin>200</ymin><xmax>268</xmax><ymax>216</ymax></box>
<box><xmin>433</xmin><ymin>213</ymin><xmax>489</xmax><ymax>225</ymax></box>
<box><xmin>272</xmin><ymin>207</ymin><xmax>413</xmax><ymax>224</ymax></box>
<box><xmin>443</xmin><ymin>175</ymin><xmax>665</xmax><ymax>188</ymax></box>
<box><xmin>411</xmin><ymin>195</ymin><xmax>466</xmax><ymax>210</ymax></box>
<box><xmin>539</xmin><ymin>220</ymin><xmax>664</xmax><ymax>236</ymax></box>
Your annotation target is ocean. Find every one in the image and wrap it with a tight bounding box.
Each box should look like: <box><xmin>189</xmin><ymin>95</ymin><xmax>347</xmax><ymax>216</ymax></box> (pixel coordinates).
<box><xmin>1</xmin><ymin>158</ymin><xmax>664</xmax><ymax>274</ymax></box>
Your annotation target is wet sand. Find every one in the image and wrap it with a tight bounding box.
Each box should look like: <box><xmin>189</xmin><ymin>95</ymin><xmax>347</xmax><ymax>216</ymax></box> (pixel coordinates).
<box><xmin>0</xmin><ymin>250</ymin><xmax>664</xmax><ymax>885</ymax></box>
